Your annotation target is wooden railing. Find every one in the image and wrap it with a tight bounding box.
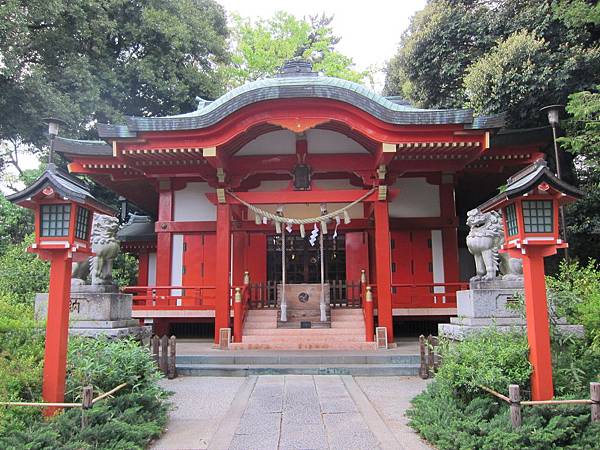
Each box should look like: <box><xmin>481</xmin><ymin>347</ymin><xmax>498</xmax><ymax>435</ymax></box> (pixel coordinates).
<box><xmin>391</xmin><ymin>282</ymin><xmax>469</xmax><ymax>308</ymax></box>
<box><xmin>122</xmin><ymin>285</ymin><xmax>216</xmax><ymax>310</ymax></box>
<box><xmin>232</xmin><ymin>284</ymin><xmax>251</xmax><ymax>343</ymax></box>
<box><xmin>247</xmin><ymin>281</ymin><xmax>278</xmax><ymax>309</ymax></box>
<box><xmin>329</xmin><ymin>280</ymin><xmax>362</xmax><ymax>308</ymax></box>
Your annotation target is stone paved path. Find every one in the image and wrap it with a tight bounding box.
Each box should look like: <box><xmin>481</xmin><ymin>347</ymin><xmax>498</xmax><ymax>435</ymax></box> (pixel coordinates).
<box><xmin>151</xmin><ymin>375</ymin><xmax>432</xmax><ymax>450</ymax></box>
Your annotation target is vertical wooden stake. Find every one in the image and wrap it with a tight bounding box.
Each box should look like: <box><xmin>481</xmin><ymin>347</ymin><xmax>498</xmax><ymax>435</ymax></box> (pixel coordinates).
<box><xmin>152</xmin><ymin>335</ymin><xmax>159</xmax><ymax>366</ymax></box>
<box><xmin>81</xmin><ymin>385</ymin><xmax>93</xmax><ymax>429</ymax></box>
<box><xmin>509</xmin><ymin>384</ymin><xmax>522</xmax><ymax>428</ymax></box>
<box><xmin>159</xmin><ymin>335</ymin><xmax>168</xmax><ymax>375</ymax></box>
<box><xmin>418</xmin><ymin>335</ymin><xmax>428</xmax><ymax>379</ymax></box>
<box><xmin>427</xmin><ymin>335</ymin><xmax>435</xmax><ymax>375</ymax></box>
<box><xmin>591</xmin><ymin>382</ymin><xmax>600</xmax><ymax>423</ymax></box>
<box><xmin>168</xmin><ymin>336</ymin><xmax>177</xmax><ymax>379</ymax></box>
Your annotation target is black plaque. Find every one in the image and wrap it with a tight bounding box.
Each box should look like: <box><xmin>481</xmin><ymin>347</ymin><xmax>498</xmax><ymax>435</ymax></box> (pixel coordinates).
<box><xmin>300</xmin><ymin>321</ymin><xmax>312</xmax><ymax>328</ymax></box>
<box><xmin>293</xmin><ymin>164</ymin><xmax>311</xmax><ymax>190</ymax></box>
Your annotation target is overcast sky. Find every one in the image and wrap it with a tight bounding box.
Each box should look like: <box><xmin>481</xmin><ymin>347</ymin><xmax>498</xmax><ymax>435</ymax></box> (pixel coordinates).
<box><xmin>219</xmin><ymin>0</ymin><xmax>427</xmax><ymax>90</ymax></box>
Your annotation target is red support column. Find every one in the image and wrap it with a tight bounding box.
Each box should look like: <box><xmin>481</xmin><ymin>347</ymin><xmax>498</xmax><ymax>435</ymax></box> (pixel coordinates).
<box><xmin>215</xmin><ymin>203</ymin><xmax>231</xmax><ymax>343</ymax></box>
<box><xmin>521</xmin><ymin>246</ymin><xmax>554</xmax><ymax>400</ymax></box>
<box><xmin>42</xmin><ymin>251</ymin><xmax>73</xmax><ymax>415</ymax></box>
<box><xmin>137</xmin><ymin>251</ymin><xmax>149</xmax><ymax>286</ymax></box>
<box><xmin>440</xmin><ymin>180</ymin><xmax>459</xmax><ymax>283</ymax></box>
<box><xmin>156</xmin><ymin>186</ymin><xmax>173</xmax><ymax>286</ymax></box>
<box><xmin>374</xmin><ymin>201</ymin><xmax>394</xmax><ymax>343</ymax></box>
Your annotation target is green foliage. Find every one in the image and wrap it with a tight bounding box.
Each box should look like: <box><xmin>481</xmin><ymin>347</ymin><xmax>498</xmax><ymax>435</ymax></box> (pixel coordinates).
<box><xmin>384</xmin><ymin>0</ymin><xmax>600</xmax><ymax>127</ymax></box>
<box><xmin>0</xmin><ymin>195</ymin><xmax>34</xmax><ymax>255</ymax></box>
<box><xmin>435</xmin><ymin>330</ymin><xmax>532</xmax><ymax>398</ymax></box>
<box><xmin>112</xmin><ymin>252</ymin><xmax>139</xmax><ymax>288</ymax></box>
<box><xmin>547</xmin><ymin>260</ymin><xmax>600</xmax><ymax>350</ymax></box>
<box><xmin>408</xmin><ymin>329</ymin><xmax>600</xmax><ymax>449</ymax></box>
<box><xmin>66</xmin><ymin>336</ymin><xmax>163</xmax><ymax>400</ymax></box>
<box><xmin>0</xmin><ymin>295</ymin><xmax>45</xmax><ymax>434</ymax></box>
<box><xmin>224</xmin><ymin>12</ymin><xmax>370</xmax><ymax>88</ymax></box>
<box><xmin>0</xmin><ymin>234</ymin><xmax>49</xmax><ymax>304</ymax></box>
<box><xmin>464</xmin><ymin>31</ymin><xmax>554</xmax><ymax>126</ymax></box>
<box><xmin>0</xmin><ymin>0</ymin><xmax>229</xmax><ymax>170</ymax></box>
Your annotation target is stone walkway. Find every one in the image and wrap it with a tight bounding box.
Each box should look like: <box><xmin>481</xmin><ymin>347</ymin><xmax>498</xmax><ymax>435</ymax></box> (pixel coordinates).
<box><xmin>151</xmin><ymin>375</ymin><xmax>432</xmax><ymax>450</ymax></box>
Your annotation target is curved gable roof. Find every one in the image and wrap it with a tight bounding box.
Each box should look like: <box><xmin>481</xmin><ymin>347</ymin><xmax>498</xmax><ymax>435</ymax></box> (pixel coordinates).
<box><xmin>97</xmin><ymin>62</ymin><xmax>505</xmax><ymax>138</ymax></box>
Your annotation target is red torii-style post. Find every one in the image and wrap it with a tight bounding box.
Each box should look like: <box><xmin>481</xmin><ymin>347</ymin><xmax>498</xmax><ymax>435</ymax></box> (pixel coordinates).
<box><xmin>7</xmin><ymin>164</ymin><xmax>113</xmax><ymax>414</ymax></box>
<box><xmin>478</xmin><ymin>160</ymin><xmax>582</xmax><ymax>400</ymax></box>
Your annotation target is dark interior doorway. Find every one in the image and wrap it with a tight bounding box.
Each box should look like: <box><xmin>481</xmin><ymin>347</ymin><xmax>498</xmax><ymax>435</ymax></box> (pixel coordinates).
<box><xmin>266</xmin><ymin>233</ymin><xmax>346</xmax><ymax>283</ymax></box>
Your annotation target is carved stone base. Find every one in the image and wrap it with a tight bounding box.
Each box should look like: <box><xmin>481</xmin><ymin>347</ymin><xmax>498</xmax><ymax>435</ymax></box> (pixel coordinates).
<box><xmin>34</xmin><ymin>286</ymin><xmax>151</xmax><ymax>340</ymax></box>
<box><xmin>439</xmin><ymin>282</ymin><xmax>584</xmax><ymax>340</ymax></box>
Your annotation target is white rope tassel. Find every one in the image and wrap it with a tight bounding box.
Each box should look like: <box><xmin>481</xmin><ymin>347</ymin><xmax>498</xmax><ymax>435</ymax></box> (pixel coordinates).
<box><xmin>275</xmin><ymin>220</ymin><xmax>281</xmax><ymax>234</ymax></box>
<box><xmin>300</xmin><ymin>223</ymin><xmax>306</xmax><ymax>238</ymax></box>
<box><xmin>255</xmin><ymin>213</ymin><xmax>261</xmax><ymax>225</ymax></box>
<box><xmin>343</xmin><ymin>210</ymin><xmax>351</xmax><ymax>224</ymax></box>
<box><xmin>321</xmin><ymin>220</ymin><xmax>328</xmax><ymax>234</ymax></box>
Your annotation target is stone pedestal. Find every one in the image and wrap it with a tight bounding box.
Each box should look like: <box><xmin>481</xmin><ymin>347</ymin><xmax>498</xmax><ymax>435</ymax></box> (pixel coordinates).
<box><xmin>439</xmin><ymin>280</ymin><xmax>584</xmax><ymax>340</ymax></box>
<box><xmin>277</xmin><ymin>283</ymin><xmax>331</xmax><ymax>328</ymax></box>
<box><xmin>35</xmin><ymin>285</ymin><xmax>151</xmax><ymax>340</ymax></box>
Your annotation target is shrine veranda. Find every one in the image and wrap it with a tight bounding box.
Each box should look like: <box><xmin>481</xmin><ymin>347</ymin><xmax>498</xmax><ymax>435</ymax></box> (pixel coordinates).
<box><xmin>53</xmin><ymin>61</ymin><xmax>552</xmax><ymax>345</ymax></box>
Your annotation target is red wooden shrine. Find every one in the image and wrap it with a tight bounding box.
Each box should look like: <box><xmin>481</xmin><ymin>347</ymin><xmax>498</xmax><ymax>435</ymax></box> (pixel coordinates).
<box><xmin>51</xmin><ymin>61</ymin><xmax>553</xmax><ymax>345</ymax></box>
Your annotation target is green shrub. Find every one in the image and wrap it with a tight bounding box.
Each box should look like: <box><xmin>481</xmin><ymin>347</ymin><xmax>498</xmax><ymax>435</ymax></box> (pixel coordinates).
<box><xmin>0</xmin><ymin>234</ymin><xmax>49</xmax><ymax>304</ymax></box>
<box><xmin>434</xmin><ymin>330</ymin><xmax>532</xmax><ymax>399</ymax></box>
<box><xmin>408</xmin><ymin>329</ymin><xmax>600</xmax><ymax>449</ymax></box>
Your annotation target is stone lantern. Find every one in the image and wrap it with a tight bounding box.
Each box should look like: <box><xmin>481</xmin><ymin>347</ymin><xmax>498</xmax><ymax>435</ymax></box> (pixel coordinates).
<box><xmin>7</xmin><ymin>164</ymin><xmax>113</xmax><ymax>413</ymax></box>
<box><xmin>478</xmin><ymin>159</ymin><xmax>583</xmax><ymax>400</ymax></box>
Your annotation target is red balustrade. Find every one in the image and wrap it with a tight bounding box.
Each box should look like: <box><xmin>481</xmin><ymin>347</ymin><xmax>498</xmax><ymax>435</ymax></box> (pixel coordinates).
<box><xmin>391</xmin><ymin>282</ymin><xmax>469</xmax><ymax>308</ymax></box>
<box><xmin>122</xmin><ymin>285</ymin><xmax>216</xmax><ymax>310</ymax></box>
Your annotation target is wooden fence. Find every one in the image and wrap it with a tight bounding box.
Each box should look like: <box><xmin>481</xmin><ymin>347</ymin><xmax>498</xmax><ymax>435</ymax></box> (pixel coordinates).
<box><xmin>150</xmin><ymin>335</ymin><xmax>177</xmax><ymax>379</ymax></box>
<box><xmin>0</xmin><ymin>383</ymin><xmax>128</xmax><ymax>429</ymax></box>
<box><xmin>480</xmin><ymin>383</ymin><xmax>600</xmax><ymax>428</ymax></box>
<box><xmin>418</xmin><ymin>334</ymin><xmax>440</xmax><ymax>379</ymax></box>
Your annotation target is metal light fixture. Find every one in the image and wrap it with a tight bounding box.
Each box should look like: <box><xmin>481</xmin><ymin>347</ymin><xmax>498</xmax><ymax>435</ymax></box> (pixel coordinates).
<box><xmin>539</xmin><ymin>104</ymin><xmax>568</xmax><ymax>258</ymax></box>
<box><xmin>43</xmin><ymin>117</ymin><xmax>67</xmax><ymax>164</ymax></box>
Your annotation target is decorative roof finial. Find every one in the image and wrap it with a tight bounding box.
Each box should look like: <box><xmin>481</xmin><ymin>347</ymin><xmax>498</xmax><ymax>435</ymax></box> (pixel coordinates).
<box><xmin>277</xmin><ymin>59</ymin><xmax>317</xmax><ymax>77</ymax></box>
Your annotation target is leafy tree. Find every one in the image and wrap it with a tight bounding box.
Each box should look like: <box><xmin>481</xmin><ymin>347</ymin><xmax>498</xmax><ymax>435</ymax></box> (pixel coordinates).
<box><xmin>223</xmin><ymin>12</ymin><xmax>370</xmax><ymax>89</ymax></box>
<box><xmin>0</xmin><ymin>0</ymin><xmax>230</xmax><ymax>175</ymax></box>
<box><xmin>463</xmin><ymin>31</ymin><xmax>555</xmax><ymax>126</ymax></box>
<box><xmin>384</xmin><ymin>0</ymin><xmax>600</xmax><ymax>126</ymax></box>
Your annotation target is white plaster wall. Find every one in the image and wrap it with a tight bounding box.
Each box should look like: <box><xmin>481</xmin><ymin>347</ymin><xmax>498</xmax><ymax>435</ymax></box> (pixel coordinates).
<box><xmin>237</xmin><ymin>130</ymin><xmax>296</xmax><ymax>156</ymax></box>
<box><xmin>174</xmin><ymin>182</ymin><xmax>216</xmax><ymax>221</ymax></box>
<box><xmin>147</xmin><ymin>252</ymin><xmax>157</xmax><ymax>286</ymax></box>
<box><xmin>389</xmin><ymin>178</ymin><xmax>440</xmax><ymax>218</ymax></box>
<box><xmin>171</xmin><ymin>234</ymin><xmax>184</xmax><ymax>298</ymax></box>
<box><xmin>431</xmin><ymin>230</ymin><xmax>445</xmax><ymax>295</ymax></box>
<box><xmin>305</xmin><ymin>129</ymin><xmax>368</xmax><ymax>154</ymax></box>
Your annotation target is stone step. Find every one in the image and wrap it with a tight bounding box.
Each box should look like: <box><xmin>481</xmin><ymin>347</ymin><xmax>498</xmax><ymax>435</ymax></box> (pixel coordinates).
<box><xmin>176</xmin><ymin>363</ymin><xmax>419</xmax><ymax>377</ymax></box>
<box><xmin>229</xmin><ymin>341</ymin><xmax>378</xmax><ymax>350</ymax></box>
<box><xmin>243</xmin><ymin>328</ymin><xmax>364</xmax><ymax>336</ymax></box>
<box><xmin>176</xmin><ymin>354</ymin><xmax>420</xmax><ymax>365</ymax></box>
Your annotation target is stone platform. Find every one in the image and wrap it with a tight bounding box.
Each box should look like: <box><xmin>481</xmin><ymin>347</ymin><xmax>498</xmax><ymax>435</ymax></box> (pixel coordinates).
<box><xmin>439</xmin><ymin>280</ymin><xmax>584</xmax><ymax>340</ymax></box>
<box><xmin>35</xmin><ymin>285</ymin><xmax>151</xmax><ymax>340</ymax></box>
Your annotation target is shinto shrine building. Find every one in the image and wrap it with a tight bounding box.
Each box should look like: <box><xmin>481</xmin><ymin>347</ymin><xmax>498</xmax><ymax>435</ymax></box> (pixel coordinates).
<box><xmin>55</xmin><ymin>60</ymin><xmax>550</xmax><ymax>348</ymax></box>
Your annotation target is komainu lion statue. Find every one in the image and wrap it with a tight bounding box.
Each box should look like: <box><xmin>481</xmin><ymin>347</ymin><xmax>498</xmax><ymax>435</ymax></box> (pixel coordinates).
<box><xmin>72</xmin><ymin>214</ymin><xmax>120</xmax><ymax>286</ymax></box>
<box><xmin>466</xmin><ymin>208</ymin><xmax>523</xmax><ymax>282</ymax></box>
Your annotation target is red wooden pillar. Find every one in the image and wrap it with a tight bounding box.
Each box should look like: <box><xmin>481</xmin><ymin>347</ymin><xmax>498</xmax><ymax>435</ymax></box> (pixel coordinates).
<box><xmin>521</xmin><ymin>246</ymin><xmax>554</xmax><ymax>400</ymax></box>
<box><xmin>42</xmin><ymin>251</ymin><xmax>73</xmax><ymax>415</ymax></box>
<box><xmin>215</xmin><ymin>203</ymin><xmax>231</xmax><ymax>343</ymax></box>
<box><xmin>137</xmin><ymin>251</ymin><xmax>149</xmax><ymax>286</ymax></box>
<box><xmin>156</xmin><ymin>184</ymin><xmax>173</xmax><ymax>286</ymax></box>
<box><xmin>440</xmin><ymin>179</ymin><xmax>459</xmax><ymax>283</ymax></box>
<box><xmin>374</xmin><ymin>201</ymin><xmax>394</xmax><ymax>343</ymax></box>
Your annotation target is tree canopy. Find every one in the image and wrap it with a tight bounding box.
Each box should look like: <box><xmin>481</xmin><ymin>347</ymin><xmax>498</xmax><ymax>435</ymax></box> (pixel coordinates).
<box><xmin>0</xmin><ymin>0</ymin><xmax>230</xmax><ymax>173</ymax></box>
<box><xmin>384</xmin><ymin>0</ymin><xmax>600</xmax><ymax>127</ymax></box>
<box><xmin>223</xmin><ymin>12</ymin><xmax>370</xmax><ymax>89</ymax></box>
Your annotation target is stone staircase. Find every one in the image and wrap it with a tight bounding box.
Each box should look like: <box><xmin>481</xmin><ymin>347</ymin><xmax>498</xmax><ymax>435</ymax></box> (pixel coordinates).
<box><xmin>229</xmin><ymin>309</ymin><xmax>376</xmax><ymax>351</ymax></box>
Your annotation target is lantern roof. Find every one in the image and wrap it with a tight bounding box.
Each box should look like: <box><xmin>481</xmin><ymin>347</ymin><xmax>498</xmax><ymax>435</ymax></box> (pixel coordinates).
<box><xmin>478</xmin><ymin>159</ymin><xmax>584</xmax><ymax>213</ymax></box>
<box><xmin>116</xmin><ymin>215</ymin><xmax>156</xmax><ymax>242</ymax></box>
<box><xmin>6</xmin><ymin>164</ymin><xmax>114</xmax><ymax>214</ymax></box>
